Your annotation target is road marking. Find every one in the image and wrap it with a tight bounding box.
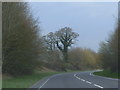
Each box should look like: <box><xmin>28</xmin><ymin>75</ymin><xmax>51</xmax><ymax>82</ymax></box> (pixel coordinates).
<box><xmin>81</xmin><ymin>79</ymin><xmax>85</xmax><ymax>82</ymax></box>
<box><xmin>86</xmin><ymin>81</ymin><xmax>92</xmax><ymax>84</ymax></box>
<box><xmin>77</xmin><ymin>77</ymin><xmax>80</xmax><ymax>79</ymax></box>
<box><xmin>102</xmin><ymin>77</ymin><xmax>119</xmax><ymax>80</ymax></box>
<box><xmin>74</xmin><ymin>74</ymin><xmax>76</xmax><ymax>76</ymax></box>
<box><xmin>90</xmin><ymin>72</ymin><xmax>94</xmax><ymax>76</ymax></box>
<box><xmin>39</xmin><ymin>78</ymin><xmax>50</xmax><ymax>89</ymax></box>
<box><xmin>94</xmin><ymin>84</ymin><xmax>103</xmax><ymax>88</ymax></box>
<box><xmin>74</xmin><ymin>73</ymin><xmax>104</xmax><ymax>88</ymax></box>
<box><xmin>76</xmin><ymin>77</ymin><xmax>79</xmax><ymax>79</ymax></box>
<box><xmin>76</xmin><ymin>76</ymin><xmax>78</xmax><ymax>78</ymax></box>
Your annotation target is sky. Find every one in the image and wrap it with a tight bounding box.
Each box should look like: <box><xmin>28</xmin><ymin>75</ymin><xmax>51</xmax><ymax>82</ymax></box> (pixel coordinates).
<box><xmin>28</xmin><ymin>2</ymin><xmax>118</xmax><ymax>52</ymax></box>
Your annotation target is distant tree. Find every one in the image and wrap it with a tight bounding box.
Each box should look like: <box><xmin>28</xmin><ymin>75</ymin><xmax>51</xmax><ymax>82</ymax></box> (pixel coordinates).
<box><xmin>55</xmin><ymin>27</ymin><xmax>79</xmax><ymax>63</ymax></box>
<box><xmin>42</xmin><ymin>32</ymin><xmax>56</xmax><ymax>51</ymax></box>
<box><xmin>68</xmin><ymin>48</ymin><xmax>98</xmax><ymax>70</ymax></box>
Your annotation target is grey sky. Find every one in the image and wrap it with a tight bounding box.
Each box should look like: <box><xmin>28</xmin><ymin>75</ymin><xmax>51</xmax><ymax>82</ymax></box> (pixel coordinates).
<box><xmin>29</xmin><ymin>2</ymin><xmax>117</xmax><ymax>52</ymax></box>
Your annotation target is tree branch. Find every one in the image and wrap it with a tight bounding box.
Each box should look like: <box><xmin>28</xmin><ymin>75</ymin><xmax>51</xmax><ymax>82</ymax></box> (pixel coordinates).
<box><xmin>56</xmin><ymin>41</ymin><xmax>63</xmax><ymax>52</ymax></box>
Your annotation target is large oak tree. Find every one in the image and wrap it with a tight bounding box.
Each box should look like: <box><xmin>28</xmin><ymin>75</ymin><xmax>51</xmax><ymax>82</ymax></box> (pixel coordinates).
<box><xmin>55</xmin><ymin>27</ymin><xmax>79</xmax><ymax>63</ymax></box>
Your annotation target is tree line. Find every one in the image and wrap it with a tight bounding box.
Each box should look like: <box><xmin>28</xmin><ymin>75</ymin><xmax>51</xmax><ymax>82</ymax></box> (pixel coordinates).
<box><xmin>98</xmin><ymin>29</ymin><xmax>118</xmax><ymax>73</ymax></box>
<box><xmin>2</xmin><ymin>2</ymin><xmax>118</xmax><ymax>76</ymax></box>
<box><xmin>97</xmin><ymin>4</ymin><xmax>119</xmax><ymax>73</ymax></box>
<box><xmin>2</xmin><ymin>2</ymin><xmax>42</xmax><ymax>76</ymax></box>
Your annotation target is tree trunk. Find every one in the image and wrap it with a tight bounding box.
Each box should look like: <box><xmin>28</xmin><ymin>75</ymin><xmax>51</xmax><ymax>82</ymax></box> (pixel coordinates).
<box><xmin>63</xmin><ymin>51</ymin><xmax>68</xmax><ymax>63</ymax></box>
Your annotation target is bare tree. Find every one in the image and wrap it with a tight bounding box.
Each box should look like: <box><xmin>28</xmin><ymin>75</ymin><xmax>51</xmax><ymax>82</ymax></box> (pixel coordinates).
<box><xmin>55</xmin><ymin>27</ymin><xmax>79</xmax><ymax>63</ymax></box>
<box><xmin>42</xmin><ymin>32</ymin><xmax>56</xmax><ymax>51</ymax></box>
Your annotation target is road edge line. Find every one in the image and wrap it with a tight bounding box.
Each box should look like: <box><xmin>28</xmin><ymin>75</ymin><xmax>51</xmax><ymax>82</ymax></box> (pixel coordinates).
<box><xmin>39</xmin><ymin>78</ymin><xmax>50</xmax><ymax>89</ymax></box>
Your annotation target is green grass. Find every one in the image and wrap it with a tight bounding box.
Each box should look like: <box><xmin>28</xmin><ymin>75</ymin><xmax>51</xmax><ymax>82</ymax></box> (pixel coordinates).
<box><xmin>0</xmin><ymin>78</ymin><xmax>1</xmax><ymax>89</ymax></box>
<box><xmin>93</xmin><ymin>70</ymin><xmax>120</xmax><ymax>79</ymax></box>
<box><xmin>2</xmin><ymin>72</ymin><xmax>61</xmax><ymax>88</ymax></box>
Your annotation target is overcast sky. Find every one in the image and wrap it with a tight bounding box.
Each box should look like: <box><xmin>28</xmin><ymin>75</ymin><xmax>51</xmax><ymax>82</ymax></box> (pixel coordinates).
<box><xmin>29</xmin><ymin>2</ymin><xmax>117</xmax><ymax>52</ymax></box>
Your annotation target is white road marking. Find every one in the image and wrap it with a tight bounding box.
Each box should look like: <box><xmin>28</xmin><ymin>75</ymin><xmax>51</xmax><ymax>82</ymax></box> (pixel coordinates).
<box><xmin>99</xmin><ymin>76</ymin><xmax>118</xmax><ymax>80</ymax></box>
<box><xmin>76</xmin><ymin>77</ymin><xmax>79</xmax><ymax>79</ymax></box>
<box><xmin>74</xmin><ymin>74</ymin><xmax>76</xmax><ymax>77</ymax></box>
<box><xmin>86</xmin><ymin>81</ymin><xmax>92</xmax><ymax>84</ymax></box>
<box><xmin>103</xmin><ymin>77</ymin><xmax>119</xmax><ymax>80</ymax></box>
<box><xmin>81</xmin><ymin>79</ymin><xmax>85</xmax><ymax>81</ymax></box>
<box><xmin>76</xmin><ymin>77</ymin><xmax>79</xmax><ymax>78</ymax></box>
<box><xmin>90</xmin><ymin>72</ymin><xmax>94</xmax><ymax>76</ymax></box>
<box><xmin>74</xmin><ymin>73</ymin><xmax>104</xmax><ymax>88</ymax></box>
<box><xmin>94</xmin><ymin>84</ymin><xmax>103</xmax><ymax>88</ymax></box>
<box><xmin>39</xmin><ymin>78</ymin><xmax>50</xmax><ymax>89</ymax></box>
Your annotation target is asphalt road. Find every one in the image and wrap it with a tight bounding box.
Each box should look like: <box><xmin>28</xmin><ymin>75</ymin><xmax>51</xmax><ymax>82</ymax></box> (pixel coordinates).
<box><xmin>30</xmin><ymin>71</ymin><xmax>119</xmax><ymax>89</ymax></box>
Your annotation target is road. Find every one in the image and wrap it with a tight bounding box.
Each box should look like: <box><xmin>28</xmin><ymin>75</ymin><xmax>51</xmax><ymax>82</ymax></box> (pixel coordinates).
<box><xmin>30</xmin><ymin>71</ymin><xmax>119</xmax><ymax>89</ymax></box>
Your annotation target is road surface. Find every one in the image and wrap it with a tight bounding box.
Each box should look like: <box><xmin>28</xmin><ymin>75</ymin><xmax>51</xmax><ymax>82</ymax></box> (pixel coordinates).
<box><xmin>30</xmin><ymin>71</ymin><xmax>119</xmax><ymax>89</ymax></box>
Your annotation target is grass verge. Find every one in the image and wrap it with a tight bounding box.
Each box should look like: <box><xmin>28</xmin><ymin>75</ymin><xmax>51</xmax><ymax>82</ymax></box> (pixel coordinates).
<box><xmin>2</xmin><ymin>72</ymin><xmax>61</xmax><ymax>88</ymax></box>
<box><xmin>93</xmin><ymin>70</ymin><xmax>120</xmax><ymax>79</ymax></box>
